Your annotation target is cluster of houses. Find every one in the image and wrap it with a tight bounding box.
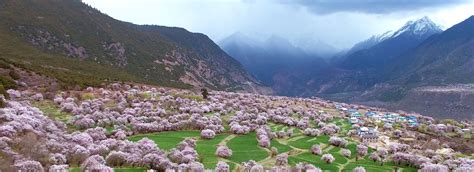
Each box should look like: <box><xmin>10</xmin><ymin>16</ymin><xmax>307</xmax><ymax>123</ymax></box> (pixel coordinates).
<box><xmin>344</xmin><ymin>108</ymin><xmax>419</xmax><ymax>127</ymax></box>
<box><xmin>335</xmin><ymin>104</ymin><xmax>422</xmax><ymax>143</ymax></box>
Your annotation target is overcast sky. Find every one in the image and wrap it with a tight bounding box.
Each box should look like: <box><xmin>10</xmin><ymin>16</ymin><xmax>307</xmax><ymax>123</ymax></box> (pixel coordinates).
<box><xmin>82</xmin><ymin>0</ymin><xmax>474</xmax><ymax>49</ymax></box>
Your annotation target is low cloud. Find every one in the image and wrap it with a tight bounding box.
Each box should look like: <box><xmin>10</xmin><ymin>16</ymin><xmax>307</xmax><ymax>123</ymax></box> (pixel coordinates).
<box><xmin>285</xmin><ymin>0</ymin><xmax>470</xmax><ymax>14</ymax></box>
<box><xmin>83</xmin><ymin>0</ymin><xmax>474</xmax><ymax>49</ymax></box>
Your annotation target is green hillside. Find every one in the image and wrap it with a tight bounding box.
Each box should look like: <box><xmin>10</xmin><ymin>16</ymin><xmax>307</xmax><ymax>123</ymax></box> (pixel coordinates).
<box><xmin>0</xmin><ymin>0</ymin><xmax>254</xmax><ymax>89</ymax></box>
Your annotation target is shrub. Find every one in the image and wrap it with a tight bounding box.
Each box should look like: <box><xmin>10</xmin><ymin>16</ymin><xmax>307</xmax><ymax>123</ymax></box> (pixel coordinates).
<box><xmin>258</xmin><ymin>137</ymin><xmax>270</xmax><ymax>148</ymax></box>
<box><xmin>0</xmin><ymin>98</ymin><xmax>5</xmax><ymax>108</ymax></box>
<box><xmin>420</xmin><ymin>164</ymin><xmax>448</xmax><ymax>172</ymax></box>
<box><xmin>215</xmin><ymin>161</ymin><xmax>230</xmax><ymax>172</ymax></box>
<box><xmin>321</xmin><ymin>124</ymin><xmax>340</xmax><ymax>135</ymax></box>
<box><xmin>0</xmin><ymin>76</ymin><xmax>17</xmax><ymax>90</ymax></box>
<box><xmin>8</xmin><ymin>70</ymin><xmax>21</xmax><ymax>80</ymax></box>
<box><xmin>454</xmin><ymin>166</ymin><xmax>474</xmax><ymax>172</ymax></box>
<box><xmin>250</xmin><ymin>164</ymin><xmax>264</xmax><ymax>172</ymax></box>
<box><xmin>69</xmin><ymin>145</ymin><xmax>91</xmax><ymax>165</ymax></box>
<box><xmin>304</xmin><ymin>128</ymin><xmax>320</xmax><ymax>136</ymax></box>
<box><xmin>60</xmin><ymin>102</ymin><xmax>76</xmax><ymax>113</ymax></box>
<box><xmin>201</xmin><ymin>88</ymin><xmax>209</xmax><ymax>99</ymax></box>
<box><xmin>81</xmin><ymin>155</ymin><xmax>106</xmax><ymax>171</ymax></box>
<box><xmin>189</xmin><ymin>162</ymin><xmax>205</xmax><ymax>171</ymax></box>
<box><xmin>271</xmin><ymin>147</ymin><xmax>278</xmax><ymax>157</ymax></box>
<box><xmin>88</xmin><ymin>165</ymin><xmax>113</xmax><ymax>172</ymax></box>
<box><xmin>377</xmin><ymin>149</ymin><xmax>388</xmax><ymax>159</ymax></box>
<box><xmin>49</xmin><ymin>164</ymin><xmax>69</xmax><ymax>172</ymax></box>
<box><xmin>200</xmin><ymin>129</ymin><xmax>216</xmax><ymax>139</ymax></box>
<box><xmin>329</xmin><ymin>136</ymin><xmax>348</xmax><ymax>148</ymax></box>
<box><xmin>341</xmin><ymin>149</ymin><xmax>351</xmax><ymax>158</ymax></box>
<box><xmin>13</xmin><ymin>160</ymin><xmax>44</xmax><ymax>172</ymax></box>
<box><xmin>275</xmin><ymin>153</ymin><xmax>288</xmax><ymax>166</ymax></box>
<box><xmin>321</xmin><ymin>154</ymin><xmax>335</xmax><ymax>164</ymax></box>
<box><xmin>296</xmin><ymin>162</ymin><xmax>322</xmax><ymax>171</ymax></box>
<box><xmin>49</xmin><ymin>153</ymin><xmax>67</xmax><ymax>165</ymax></box>
<box><xmin>357</xmin><ymin>145</ymin><xmax>368</xmax><ymax>159</ymax></box>
<box><xmin>311</xmin><ymin>144</ymin><xmax>322</xmax><ymax>155</ymax></box>
<box><xmin>105</xmin><ymin>151</ymin><xmax>128</xmax><ymax>167</ymax></box>
<box><xmin>32</xmin><ymin>93</ymin><xmax>43</xmax><ymax>101</ymax></box>
<box><xmin>0</xmin><ymin>84</ymin><xmax>8</xmax><ymax>99</ymax></box>
<box><xmin>215</xmin><ymin>145</ymin><xmax>232</xmax><ymax>158</ymax></box>
<box><xmin>353</xmin><ymin>166</ymin><xmax>366</xmax><ymax>172</ymax></box>
<box><xmin>370</xmin><ymin>152</ymin><xmax>381</xmax><ymax>162</ymax></box>
<box><xmin>6</xmin><ymin>89</ymin><xmax>21</xmax><ymax>99</ymax></box>
<box><xmin>142</xmin><ymin>153</ymin><xmax>164</xmax><ymax>169</ymax></box>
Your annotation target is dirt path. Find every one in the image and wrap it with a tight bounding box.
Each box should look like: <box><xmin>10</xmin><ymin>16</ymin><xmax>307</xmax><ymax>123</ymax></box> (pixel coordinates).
<box><xmin>258</xmin><ymin>143</ymin><xmax>308</xmax><ymax>168</ymax></box>
<box><xmin>217</xmin><ymin>134</ymin><xmax>236</xmax><ymax>146</ymax></box>
<box><xmin>286</xmin><ymin>135</ymin><xmax>305</xmax><ymax>142</ymax></box>
<box><xmin>338</xmin><ymin>158</ymin><xmax>354</xmax><ymax>171</ymax></box>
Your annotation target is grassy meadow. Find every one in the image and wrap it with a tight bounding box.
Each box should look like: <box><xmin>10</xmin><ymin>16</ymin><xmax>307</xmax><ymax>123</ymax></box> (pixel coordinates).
<box><xmin>123</xmin><ymin>119</ymin><xmax>417</xmax><ymax>171</ymax></box>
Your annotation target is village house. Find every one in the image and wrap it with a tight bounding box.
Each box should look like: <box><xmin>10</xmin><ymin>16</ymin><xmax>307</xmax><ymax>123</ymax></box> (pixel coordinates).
<box><xmin>361</xmin><ymin>134</ymin><xmax>378</xmax><ymax>143</ymax></box>
<box><xmin>349</xmin><ymin>117</ymin><xmax>359</xmax><ymax>124</ymax></box>
<box><xmin>397</xmin><ymin>116</ymin><xmax>407</xmax><ymax>122</ymax></box>
<box><xmin>365</xmin><ymin>111</ymin><xmax>376</xmax><ymax>118</ymax></box>
<box><xmin>383</xmin><ymin>113</ymin><xmax>399</xmax><ymax>123</ymax></box>
<box><xmin>357</xmin><ymin>126</ymin><xmax>379</xmax><ymax>143</ymax></box>
<box><xmin>357</xmin><ymin>127</ymin><xmax>378</xmax><ymax>136</ymax></box>
<box><xmin>348</xmin><ymin>111</ymin><xmax>363</xmax><ymax>124</ymax></box>
<box><xmin>365</xmin><ymin>111</ymin><xmax>384</xmax><ymax>122</ymax></box>
<box><xmin>407</xmin><ymin>116</ymin><xmax>419</xmax><ymax>127</ymax></box>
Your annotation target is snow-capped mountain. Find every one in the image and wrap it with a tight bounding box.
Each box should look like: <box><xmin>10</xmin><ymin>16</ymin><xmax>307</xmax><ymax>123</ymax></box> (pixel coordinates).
<box><xmin>340</xmin><ymin>16</ymin><xmax>443</xmax><ymax>70</ymax></box>
<box><xmin>392</xmin><ymin>16</ymin><xmax>443</xmax><ymax>37</ymax></box>
<box><xmin>346</xmin><ymin>30</ymin><xmax>394</xmax><ymax>55</ymax></box>
<box><xmin>346</xmin><ymin>17</ymin><xmax>442</xmax><ymax>56</ymax></box>
<box><xmin>387</xmin><ymin>15</ymin><xmax>474</xmax><ymax>85</ymax></box>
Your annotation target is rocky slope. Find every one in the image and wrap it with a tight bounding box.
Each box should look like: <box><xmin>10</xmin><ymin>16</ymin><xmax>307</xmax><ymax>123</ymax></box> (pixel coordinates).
<box><xmin>0</xmin><ymin>0</ymin><xmax>258</xmax><ymax>91</ymax></box>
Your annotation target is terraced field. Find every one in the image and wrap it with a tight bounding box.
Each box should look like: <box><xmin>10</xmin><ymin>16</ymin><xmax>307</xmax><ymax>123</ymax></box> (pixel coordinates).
<box><xmin>125</xmin><ymin>119</ymin><xmax>418</xmax><ymax>171</ymax></box>
<box><xmin>227</xmin><ymin>132</ymin><xmax>269</xmax><ymax>164</ymax></box>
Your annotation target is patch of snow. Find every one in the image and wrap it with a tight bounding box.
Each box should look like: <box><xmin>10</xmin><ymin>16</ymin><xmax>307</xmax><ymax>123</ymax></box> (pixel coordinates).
<box><xmin>392</xmin><ymin>16</ymin><xmax>442</xmax><ymax>37</ymax></box>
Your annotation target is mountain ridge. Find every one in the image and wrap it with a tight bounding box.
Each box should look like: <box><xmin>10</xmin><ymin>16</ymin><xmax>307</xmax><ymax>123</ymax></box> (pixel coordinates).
<box><xmin>336</xmin><ymin>15</ymin><xmax>474</xmax><ymax>120</ymax></box>
<box><xmin>339</xmin><ymin>16</ymin><xmax>443</xmax><ymax>71</ymax></box>
<box><xmin>0</xmin><ymin>0</ymin><xmax>259</xmax><ymax>91</ymax></box>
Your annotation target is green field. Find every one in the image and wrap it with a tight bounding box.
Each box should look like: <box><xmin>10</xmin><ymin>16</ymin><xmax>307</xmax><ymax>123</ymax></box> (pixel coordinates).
<box><xmin>227</xmin><ymin>132</ymin><xmax>269</xmax><ymax>163</ymax></box>
<box><xmin>196</xmin><ymin>134</ymin><xmax>230</xmax><ymax>168</ymax></box>
<box><xmin>121</xmin><ymin>121</ymin><xmax>418</xmax><ymax>172</ymax></box>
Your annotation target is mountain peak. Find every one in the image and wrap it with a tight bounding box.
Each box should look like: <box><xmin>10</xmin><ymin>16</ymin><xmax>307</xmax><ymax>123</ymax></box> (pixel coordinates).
<box><xmin>227</xmin><ymin>31</ymin><xmax>248</xmax><ymax>40</ymax></box>
<box><xmin>264</xmin><ymin>35</ymin><xmax>295</xmax><ymax>48</ymax></box>
<box><xmin>392</xmin><ymin>16</ymin><xmax>442</xmax><ymax>37</ymax></box>
<box><xmin>468</xmin><ymin>15</ymin><xmax>474</xmax><ymax>21</ymax></box>
<box><xmin>417</xmin><ymin>16</ymin><xmax>432</xmax><ymax>23</ymax></box>
<box><xmin>220</xmin><ymin>32</ymin><xmax>262</xmax><ymax>49</ymax></box>
<box><xmin>460</xmin><ymin>15</ymin><xmax>474</xmax><ymax>26</ymax></box>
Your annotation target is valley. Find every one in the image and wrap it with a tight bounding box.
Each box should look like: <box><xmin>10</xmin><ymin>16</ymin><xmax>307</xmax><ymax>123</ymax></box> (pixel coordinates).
<box><xmin>221</xmin><ymin>16</ymin><xmax>474</xmax><ymax>120</ymax></box>
<box><xmin>1</xmin><ymin>81</ymin><xmax>472</xmax><ymax>171</ymax></box>
<box><xmin>0</xmin><ymin>0</ymin><xmax>473</xmax><ymax>171</ymax></box>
